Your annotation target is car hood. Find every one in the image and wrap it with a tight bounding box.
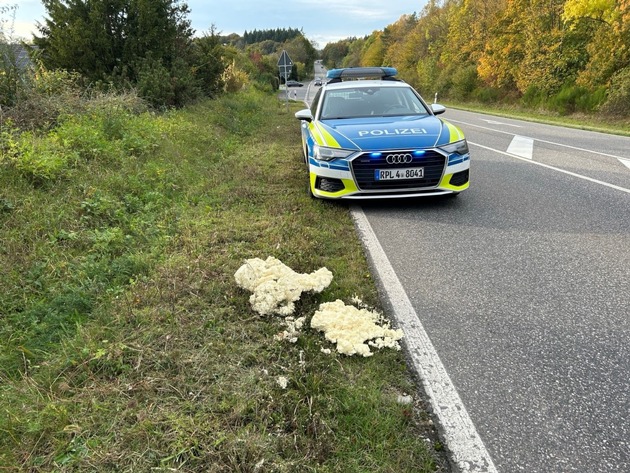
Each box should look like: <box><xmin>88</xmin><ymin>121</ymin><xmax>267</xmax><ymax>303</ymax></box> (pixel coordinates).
<box><xmin>316</xmin><ymin>115</ymin><xmax>460</xmax><ymax>151</ymax></box>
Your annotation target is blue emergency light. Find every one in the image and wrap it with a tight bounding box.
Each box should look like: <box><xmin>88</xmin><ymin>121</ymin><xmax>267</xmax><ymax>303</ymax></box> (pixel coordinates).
<box><xmin>326</xmin><ymin>67</ymin><xmax>398</xmax><ymax>81</ymax></box>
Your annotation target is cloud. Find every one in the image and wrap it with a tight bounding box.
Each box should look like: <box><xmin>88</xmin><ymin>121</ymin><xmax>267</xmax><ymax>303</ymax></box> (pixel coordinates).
<box><xmin>2</xmin><ymin>0</ymin><xmax>420</xmax><ymax>47</ymax></box>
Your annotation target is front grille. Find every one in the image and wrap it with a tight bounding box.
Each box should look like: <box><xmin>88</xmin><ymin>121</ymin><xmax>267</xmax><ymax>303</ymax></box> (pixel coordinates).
<box><xmin>351</xmin><ymin>150</ymin><xmax>446</xmax><ymax>190</ymax></box>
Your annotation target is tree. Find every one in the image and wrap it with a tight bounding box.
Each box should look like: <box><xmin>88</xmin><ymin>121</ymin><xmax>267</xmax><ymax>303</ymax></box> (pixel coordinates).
<box><xmin>322</xmin><ymin>40</ymin><xmax>350</xmax><ymax>68</ymax></box>
<box><xmin>32</xmin><ymin>0</ymin><xmax>211</xmax><ymax>106</ymax></box>
<box><xmin>563</xmin><ymin>0</ymin><xmax>630</xmax><ymax>88</ymax></box>
<box><xmin>380</xmin><ymin>14</ymin><xmax>421</xmax><ymax>83</ymax></box>
<box><xmin>191</xmin><ymin>27</ymin><xmax>226</xmax><ymax>97</ymax></box>
<box><xmin>283</xmin><ymin>34</ymin><xmax>317</xmax><ymax>76</ymax></box>
<box><xmin>361</xmin><ymin>32</ymin><xmax>385</xmax><ymax>67</ymax></box>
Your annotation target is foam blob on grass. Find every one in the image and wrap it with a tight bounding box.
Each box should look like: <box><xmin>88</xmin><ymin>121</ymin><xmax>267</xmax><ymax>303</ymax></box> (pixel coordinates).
<box><xmin>311</xmin><ymin>299</ymin><xmax>404</xmax><ymax>357</ymax></box>
<box><xmin>235</xmin><ymin>256</ymin><xmax>333</xmax><ymax>316</ymax></box>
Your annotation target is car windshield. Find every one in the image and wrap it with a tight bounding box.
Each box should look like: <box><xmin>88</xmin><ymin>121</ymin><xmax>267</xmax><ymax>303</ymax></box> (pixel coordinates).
<box><xmin>319</xmin><ymin>86</ymin><xmax>430</xmax><ymax>120</ymax></box>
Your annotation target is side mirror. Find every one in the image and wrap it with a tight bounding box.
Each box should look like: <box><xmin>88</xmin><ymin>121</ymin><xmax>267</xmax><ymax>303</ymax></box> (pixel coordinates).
<box><xmin>295</xmin><ymin>109</ymin><xmax>313</xmax><ymax>122</ymax></box>
<box><xmin>431</xmin><ymin>103</ymin><xmax>446</xmax><ymax>115</ymax></box>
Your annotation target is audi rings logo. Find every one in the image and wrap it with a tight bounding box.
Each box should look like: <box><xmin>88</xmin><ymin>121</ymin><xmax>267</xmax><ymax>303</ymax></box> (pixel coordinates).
<box><xmin>386</xmin><ymin>153</ymin><xmax>413</xmax><ymax>164</ymax></box>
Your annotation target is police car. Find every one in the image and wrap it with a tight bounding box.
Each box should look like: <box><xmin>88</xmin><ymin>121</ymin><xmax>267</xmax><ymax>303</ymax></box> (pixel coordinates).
<box><xmin>295</xmin><ymin>67</ymin><xmax>470</xmax><ymax>199</ymax></box>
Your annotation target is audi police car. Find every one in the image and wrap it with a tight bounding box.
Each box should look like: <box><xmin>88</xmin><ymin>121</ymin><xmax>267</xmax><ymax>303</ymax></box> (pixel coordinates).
<box><xmin>295</xmin><ymin>67</ymin><xmax>470</xmax><ymax>199</ymax></box>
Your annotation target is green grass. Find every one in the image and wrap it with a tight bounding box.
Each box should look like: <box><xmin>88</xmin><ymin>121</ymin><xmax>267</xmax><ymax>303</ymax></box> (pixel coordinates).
<box><xmin>0</xmin><ymin>89</ymin><xmax>447</xmax><ymax>472</ymax></box>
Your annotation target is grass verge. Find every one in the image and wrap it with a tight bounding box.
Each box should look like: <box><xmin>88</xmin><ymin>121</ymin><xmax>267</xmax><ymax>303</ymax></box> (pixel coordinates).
<box><xmin>445</xmin><ymin>101</ymin><xmax>630</xmax><ymax>136</ymax></box>
<box><xmin>0</xmin><ymin>89</ymin><xmax>448</xmax><ymax>472</ymax></box>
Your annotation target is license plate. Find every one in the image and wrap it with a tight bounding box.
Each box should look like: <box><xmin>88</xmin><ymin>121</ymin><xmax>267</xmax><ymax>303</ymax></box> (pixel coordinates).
<box><xmin>375</xmin><ymin>167</ymin><xmax>424</xmax><ymax>181</ymax></box>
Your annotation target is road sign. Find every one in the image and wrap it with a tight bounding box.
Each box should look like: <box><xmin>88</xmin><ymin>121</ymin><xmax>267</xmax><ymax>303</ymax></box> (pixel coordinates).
<box><xmin>278</xmin><ymin>50</ymin><xmax>293</xmax><ymax>79</ymax></box>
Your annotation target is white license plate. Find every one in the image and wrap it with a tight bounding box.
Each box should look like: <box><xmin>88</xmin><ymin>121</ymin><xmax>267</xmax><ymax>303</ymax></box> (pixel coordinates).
<box><xmin>375</xmin><ymin>167</ymin><xmax>424</xmax><ymax>181</ymax></box>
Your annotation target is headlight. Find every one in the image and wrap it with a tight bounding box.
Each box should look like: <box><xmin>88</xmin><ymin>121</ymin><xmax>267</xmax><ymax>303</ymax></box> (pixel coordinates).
<box><xmin>440</xmin><ymin>139</ymin><xmax>469</xmax><ymax>155</ymax></box>
<box><xmin>314</xmin><ymin>145</ymin><xmax>354</xmax><ymax>161</ymax></box>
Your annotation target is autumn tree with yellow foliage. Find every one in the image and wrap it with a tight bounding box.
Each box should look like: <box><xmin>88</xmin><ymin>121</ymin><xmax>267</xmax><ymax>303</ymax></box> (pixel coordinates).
<box><xmin>324</xmin><ymin>0</ymin><xmax>629</xmax><ymax>116</ymax></box>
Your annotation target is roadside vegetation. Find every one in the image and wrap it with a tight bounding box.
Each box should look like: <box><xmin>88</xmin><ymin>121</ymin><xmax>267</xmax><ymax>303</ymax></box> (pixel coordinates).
<box><xmin>322</xmin><ymin>0</ymin><xmax>630</xmax><ymax>123</ymax></box>
<box><xmin>0</xmin><ymin>71</ymin><xmax>447</xmax><ymax>473</ymax></box>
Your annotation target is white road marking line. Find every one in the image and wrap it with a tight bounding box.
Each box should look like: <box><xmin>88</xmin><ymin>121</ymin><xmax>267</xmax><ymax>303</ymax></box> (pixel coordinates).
<box><xmin>450</xmin><ymin>119</ymin><xmax>629</xmax><ymax>161</ymax></box>
<box><xmin>470</xmin><ymin>141</ymin><xmax>630</xmax><ymax>194</ymax></box>
<box><xmin>618</xmin><ymin>158</ymin><xmax>630</xmax><ymax>170</ymax></box>
<box><xmin>481</xmin><ymin>119</ymin><xmax>521</xmax><ymax>127</ymax></box>
<box><xmin>351</xmin><ymin>207</ymin><xmax>499</xmax><ymax>473</ymax></box>
<box><xmin>506</xmin><ymin>135</ymin><xmax>534</xmax><ymax>159</ymax></box>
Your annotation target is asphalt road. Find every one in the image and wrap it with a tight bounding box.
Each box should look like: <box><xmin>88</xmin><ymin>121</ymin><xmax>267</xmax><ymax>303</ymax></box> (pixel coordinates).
<box><xmin>358</xmin><ymin>109</ymin><xmax>630</xmax><ymax>472</ymax></box>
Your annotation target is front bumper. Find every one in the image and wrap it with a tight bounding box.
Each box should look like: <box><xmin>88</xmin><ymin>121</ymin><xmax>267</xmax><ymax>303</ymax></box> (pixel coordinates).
<box><xmin>308</xmin><ymin>149</ymin><xmax>470</xmax><ymax>199</ymax></box>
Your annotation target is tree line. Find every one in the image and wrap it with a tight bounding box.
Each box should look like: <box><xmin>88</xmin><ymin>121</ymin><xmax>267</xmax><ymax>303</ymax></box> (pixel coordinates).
<box><xmin>1</xmin><ymin>1</ymin><xmax>319</xmax><ymax>115</ymax></box>
<box><xmin>243</xmin><ymin>27</ymin><xmax>303</xmax><ymax>44</ymax></box>
<box><xmin>322</xmin><ymin>0</ymin><xmax>630</xmax><ymax>116</ymax></box>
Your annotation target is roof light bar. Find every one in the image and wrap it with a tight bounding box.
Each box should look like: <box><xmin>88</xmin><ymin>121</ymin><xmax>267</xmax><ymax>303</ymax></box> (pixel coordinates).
<box><xmin>326</xmin><ymin>67</ymin><xmax>398</xmax><ymax>80</ymax></box>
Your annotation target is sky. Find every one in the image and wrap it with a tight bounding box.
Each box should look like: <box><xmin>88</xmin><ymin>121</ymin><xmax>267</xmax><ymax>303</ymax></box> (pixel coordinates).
<box><xmin>1</xmin><ymin>0</ymin><xmax>424</xmax><ymax>48</ymax></box>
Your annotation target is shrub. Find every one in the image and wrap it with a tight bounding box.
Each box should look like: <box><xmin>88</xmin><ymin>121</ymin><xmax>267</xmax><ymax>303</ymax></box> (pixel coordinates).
<box><xmin>600</xmin><ymin>67</ymin><xmax>630</xmax><ymax>116</ymax></box>
<box><xmin>0</xmin><ymin>116</ymin><xmax>19</xmax><ymax>156</ymax></box>
<box><xmin>0</xmin><ymin>43</ymin><xmax>30</xmax><ymax>107</ymax></box>
<box><xmin>548</xmin><ymin>84</ymin><xmax>584</xmax><ymax>115</ymax></box>
<box><xmin>136</xmin><ymin>55</ymin><xmax>176</xmax><ymax>108</ymax></box>
<box><xmin>2</xmin><ymin>67</ymin><xmax>85</xmax><ymax>131</ymax></box>
<box><xmin>521</xmin><ymin>85</ymin><xmax>546</xmax><ymax>108</ymax></box>
<box><xmin>6</xmin><ymin>96</ymin><xmax>161</xmax><ymax>182</ymax></box>
<box><xmin>472</xmin><ymin>86</ymin><xmax>500</xmax><ymax>104</ymax></box>
<box><xmin>544</xmin><ymin>84</ymin><xmax>606</xmax><ymax>116</ymax></box>
<box><xmin>222</xmin><ymin>60</ymin><xmax>250</xmax><ymax>93</ymax></box>
<box><xmin>450</xmin><ymin>65</ymin><xmax>479</xmax><ymax>101</ymax></box>
<box><xmin>575</xmin><ymin>87</ymin><xmax>607</xmax><ymax>114</ymax></box>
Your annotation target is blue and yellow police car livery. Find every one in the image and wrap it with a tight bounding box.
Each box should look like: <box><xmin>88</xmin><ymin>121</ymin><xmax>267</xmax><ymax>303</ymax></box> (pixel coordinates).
<box><xmin>295</xmin><ymin>67</ymin><xmax>470</xmax><ymax>199</ymax></box>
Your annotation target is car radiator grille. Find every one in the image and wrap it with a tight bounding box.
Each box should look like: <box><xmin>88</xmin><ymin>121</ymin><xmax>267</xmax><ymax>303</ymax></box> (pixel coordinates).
<box><xmin>351</xmin><ymin>150</ymin><xmax>446</xmax><ymax>190</ymax></box>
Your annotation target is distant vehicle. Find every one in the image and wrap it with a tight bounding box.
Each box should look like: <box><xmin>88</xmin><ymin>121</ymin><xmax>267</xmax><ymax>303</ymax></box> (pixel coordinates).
<box><xmin>286</xmin><ymin>80</ymin><xmax>304</xmax><ymax>87</ymax></box>
<box><xmin>314</xmin><ymin>78</ymin><xmax>322</xmax><ymax>86</ymax></box>
<box><xmin>294</xmin><ymin>67</ymin><xmax>470</xmax><ymax>199</ymax></box>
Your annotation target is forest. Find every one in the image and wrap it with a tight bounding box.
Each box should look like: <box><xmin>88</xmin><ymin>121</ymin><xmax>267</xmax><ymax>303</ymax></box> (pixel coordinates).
<box><xmin>322</xmin><ymin>0</ymin><xmax>630</xmax><ymax>117</ymax></box>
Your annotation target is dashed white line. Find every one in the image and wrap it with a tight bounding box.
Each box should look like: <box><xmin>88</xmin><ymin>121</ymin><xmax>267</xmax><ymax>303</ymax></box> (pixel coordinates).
<box><xmin>480</xmin><ymin>119</ymin><xmax>521</xmax><ymax>127</ymax></box>
<box><xmin>351</xmin><ymin>207</ymin><xmax>499</xmax><ymax>473</ymax></box>
<box><xmin>450</xmin><ymin>119</ymin><xmax>629</xmax><ymax>161</ymax></box>
<box><xmin>506</xmin><ymin>135</ymin><xmax>534</xmax><ymax>159</ymax></box>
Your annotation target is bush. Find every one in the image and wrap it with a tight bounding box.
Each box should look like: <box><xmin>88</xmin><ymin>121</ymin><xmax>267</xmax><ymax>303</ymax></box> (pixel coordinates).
<box><xmin>600</xmin><ymin>67</ymin><xmax>630</xmax><ymax>116</ymax></box>
<box><xmin>1</xmin><ymin>4</ymin><xmax>33</xmax><ymax>107</ymax></box>
<box><xmin>548</xmin><ymin>85</ymin><xmax>585</xmax><ymax>115</ymax></box>
<box><xmin>521</xmin><ymin>85</ymin><xmax>546</xmax><ymax>108</ymax></box>
<box><xmin>472</xmin><ymin>86</ymin><xmax>500</xmax><ymax>104</ymax></box>
<box><xmin>546</xmin><ymin>84</ymin><xmax>607</xmax><ymax>115</ymax></box>
<box><xmin>2</xmin><ymin>68</ymin><xmax>84</xmax><ymax>130</ymax></box>
<box><xmin>450</xmin><ymin>65</ymin><xmax>479</xmax><ymax>101</ymax></box>
<box><xmin>0</xmin><ymin>43</ymin><xmax>30</xmax><ymax>107</ymax></box>
<box><xmin>136</xmin><ymin>56</ymin><xmax>176</xmax><ymax>108</ymax></box>
<box><xmin>222</xmin><ymin>60</ymin><xmax>250</xmax><ymax>93</ymax></box>
<box><xmin>575</xmin><ymin>86</ymin><xmax>607</xmax><ymax>114</ymax></box>
<box><xmin>6</xmin><ymin>97</ymin><xmax>161</xmax><ymax>182</ymax></box>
